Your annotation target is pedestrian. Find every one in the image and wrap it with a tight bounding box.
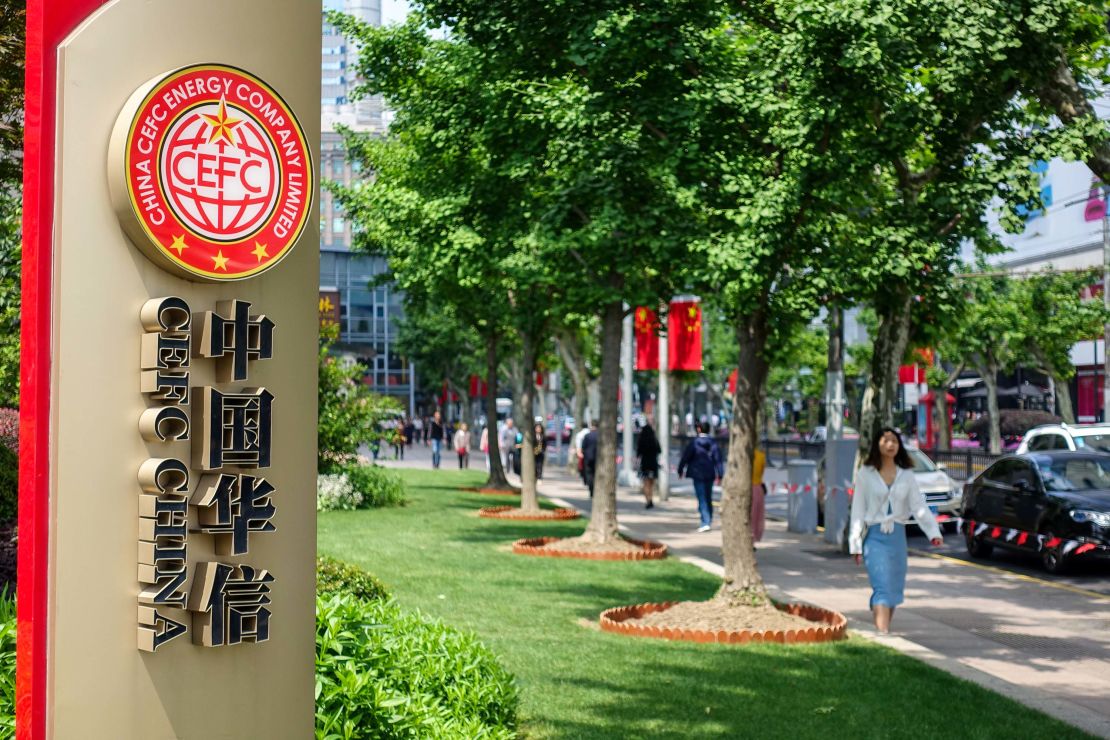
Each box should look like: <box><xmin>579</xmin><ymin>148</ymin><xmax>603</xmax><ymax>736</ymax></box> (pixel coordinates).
<box><xmin>412</xmin><ymin>415</ymin><xmax>424</xmax><ymax>446</ymax></box>
<box><xmin>581</xmin><ymin>420</ymin><xmax>599</xmax><ymax>497</ymax></box>
<box><xmin>636</xmin><ymin>421</ymin><xmax>661</xmax><ymax>509</ymax></box>
<box><xmin>479</xmin><ymin>424</ymin><xmax>490</xmax><ymax>471</ymax></box>
<box><xmin>393</xmin><ymin>424</ymin><xmax>405</xmax><ymax>461</ymax></box>
<box><xmin>422</xmin><ymin>415</ymin><xmax>431</xmax><ymax>446</ymax></box>
<box><xmin>849</xmin><ymin>427</ymin><xmax>943</xmax><ymax>634</ymax></box>
<box><xmin>499</xmin><ymin>418</ymin><xmax>515</xmax><ymax>474</ymax></box>
<box><xmin>751</xmin><ymin>446</ymin><xmax>767</xmax><ymax>542</ymax></box>
<box><xmin>453</xmin><ymin>422</ymin><xmax>471</xmax><ymax>469</ymax></box>
<box><xmin>574</xmin><ymin>422</ymin><xmax>591</xmax><ymax>483</ymax></box>
<box><xmin>677</xmin><ymin>422</ymin><xmax>723</xmax><ymax>533</ymax></box>
<box><xmin>534</xmin><ymin>420</ymin><xmax>547</xmax><ymax>480</ymax></box>
<box><xmin>404</xmin><ymin>417</ymin><xmax>416</xmax><ymax>448</ymax></box>
<box><xmin>429</xmin><ymin>410</ymin><xmax>446</xmax><ymax>469</ymax></box>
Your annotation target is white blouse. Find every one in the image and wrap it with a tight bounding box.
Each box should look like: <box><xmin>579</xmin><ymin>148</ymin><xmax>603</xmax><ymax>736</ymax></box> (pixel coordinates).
<box><xmin>848</xmin><ymin>465</ymin><xmax>942</xmax><ymax>555</ymax></box>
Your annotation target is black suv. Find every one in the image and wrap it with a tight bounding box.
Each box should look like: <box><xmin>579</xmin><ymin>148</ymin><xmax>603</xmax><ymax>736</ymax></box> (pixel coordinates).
<box><xmin>962</xmin><ymin>452</ymin><xmax>1110</xmax><ymax>574</ymax></box>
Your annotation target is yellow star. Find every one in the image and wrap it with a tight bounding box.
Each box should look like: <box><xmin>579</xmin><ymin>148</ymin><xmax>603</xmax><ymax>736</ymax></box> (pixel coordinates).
<box><xmin>212</xmin><ymin>251</ymin><xmax>229</xmax><ymax>271</ymax></box>
<box><xmin>201</xmin><ymin>98</ymin><xmax>243</xmax><ymax>146</ymax></box>
<box><xmin>167</xmin><ymin>234</ymin><xmax>188</xmax><ymax>255</ymax></box>
<box><xmin>251</xmin><ymin>241</ymin><xmax>269</xmax><ymax>262</ymax></box>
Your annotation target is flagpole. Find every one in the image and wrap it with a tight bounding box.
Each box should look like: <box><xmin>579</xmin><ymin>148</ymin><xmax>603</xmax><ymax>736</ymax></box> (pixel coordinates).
<box><xmin>658</xmin><ymin>311</ymin><xmax>670</xmax><ymax>501</ymax></box>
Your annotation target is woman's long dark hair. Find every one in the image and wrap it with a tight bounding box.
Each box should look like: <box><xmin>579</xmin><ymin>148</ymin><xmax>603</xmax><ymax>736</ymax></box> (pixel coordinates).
<box><xmin>863</xmin><ymin>427</ymin><xmax>913</xmax><ymax>470</ymax></box>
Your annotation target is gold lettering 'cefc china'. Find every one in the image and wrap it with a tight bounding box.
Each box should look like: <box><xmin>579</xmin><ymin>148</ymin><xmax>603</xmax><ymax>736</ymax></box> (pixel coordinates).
<box><xmin>110</xmin><ymin>64</ymin><xmax>314</xmax><ymax>281</ymax></box>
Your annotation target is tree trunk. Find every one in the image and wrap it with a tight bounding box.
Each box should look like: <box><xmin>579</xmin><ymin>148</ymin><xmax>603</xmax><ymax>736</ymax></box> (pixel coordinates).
<box><xmin>581</xmin><ymin>299</ymin><xmax>624</xmax><ymax>544</ymax></box>
<box><xmin>859</xmin><ymin>291</ymin><xmax>913</xmax><ymax>463</ymax></box>
<box><xmin>826</xmin><ymin>304</ymin><xmax>845</xmax><ymax>439</ymax></box>
<box><xmin>518</xmin><ymin>333</ymin><xmax>540</xmax><ymax>512</ymax></box>
<box><xmin>1054</xmin><ymin>373</ymin><xmax>1076</xmax><ymax>423</ymax></box>
<box><xmin>719</xmin><ymin>311</ymin><xmax>770</xmax><ymax>604</ymax></box>
<box><xmin>980</xmin><ymin>363</ymin><xmax>1002</xmax><ymax>454</ymax></box>
<box><xmin>482</xmin><ymin>334</ymin><xmax>514</xmax><ymax>491</ymax></box>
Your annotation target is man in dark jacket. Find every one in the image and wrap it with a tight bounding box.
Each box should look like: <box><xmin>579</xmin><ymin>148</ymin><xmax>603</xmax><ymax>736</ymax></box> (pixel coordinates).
<box><xmin>677</xmin><ymin>422</ymin><xmax>723</xmax><ymax>532</ymax></box>
<box><xmin>581</xmin><ymin>420</ymin><xmax>599</xmax><ymax>497</ymax></box>
<box><xmin>429</xmin><ymin>410</ymin><xmax>446</xmax><ymax>469</ymax></box>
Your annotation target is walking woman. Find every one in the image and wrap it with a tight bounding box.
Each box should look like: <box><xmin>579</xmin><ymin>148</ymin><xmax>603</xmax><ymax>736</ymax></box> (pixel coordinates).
<box><xmin>636</xmin><ymin>421</ymin><xmax>661</xmax><ymax>509</ymax></box>
<box><xmin>849</xmin><ymin>427</ymin><xmax>943</xmax><ymax>634</ymax></box>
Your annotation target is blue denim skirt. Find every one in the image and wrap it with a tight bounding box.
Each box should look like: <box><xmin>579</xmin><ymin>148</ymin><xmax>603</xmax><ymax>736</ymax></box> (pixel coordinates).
<box><xmin>863</xmin><ymin>523</ymin><xmax>907</xmax><ymax>609</ymax></box>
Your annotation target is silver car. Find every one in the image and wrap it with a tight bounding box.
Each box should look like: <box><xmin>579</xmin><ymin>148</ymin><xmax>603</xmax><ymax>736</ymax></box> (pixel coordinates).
<box><xmin>817</xmin><ymin>447</ymin><xmax>962</xmax><ymax>530</ymax></box>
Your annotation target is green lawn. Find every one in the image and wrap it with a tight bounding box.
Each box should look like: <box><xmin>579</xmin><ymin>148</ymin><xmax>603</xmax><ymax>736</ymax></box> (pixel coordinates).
<box><xmin>318</xmin><ymin>469</ymin><xmax>1093</xmax><ymax>740</ymax></box>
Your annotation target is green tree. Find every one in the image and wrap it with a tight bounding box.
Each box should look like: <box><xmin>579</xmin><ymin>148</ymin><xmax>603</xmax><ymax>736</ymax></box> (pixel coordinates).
<box><xmin>1016</xmin><ymin>268</ymin><xmax>1110</xmax><ymax>424</ymax></box>
<box><xmin>395</xmin><ymin>301</ymin><xmax>482</xmax><ymax>426</ymax></box>
<box><xmin>318</xmin><ymin>331</ymin><xmax>403</xmax><ymax>470</ymax></box>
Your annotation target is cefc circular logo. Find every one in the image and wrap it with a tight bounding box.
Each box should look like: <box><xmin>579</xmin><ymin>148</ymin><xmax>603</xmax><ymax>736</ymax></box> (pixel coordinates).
<box><xmin>110</xmin><ymin>64</ymin><xmax>313</xmax><ymax>281</ymax></box>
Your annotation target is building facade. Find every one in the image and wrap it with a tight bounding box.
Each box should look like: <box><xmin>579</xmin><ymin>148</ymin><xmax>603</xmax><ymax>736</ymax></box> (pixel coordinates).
<box><xmin>982</xmin><ymin>152</ymin><xmax>1109</xmax><ymax>421</ymax></box>
<box><xmin>320</xmin><ymin>0</ymin><xmax>413</xmax><ymax>405</ymax></box>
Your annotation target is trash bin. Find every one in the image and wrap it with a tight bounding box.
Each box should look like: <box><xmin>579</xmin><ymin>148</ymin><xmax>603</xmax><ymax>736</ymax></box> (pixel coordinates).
<box><xmin>787</xmin><ymin>460</ymin><xmax>818</xmax><ymax>534</ymax></box>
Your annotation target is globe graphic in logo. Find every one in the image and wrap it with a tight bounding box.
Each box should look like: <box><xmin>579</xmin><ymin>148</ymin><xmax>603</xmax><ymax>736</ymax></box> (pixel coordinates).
<box><xmin>160</xmin><ymin>99</ymin><xmax>280</xmax><ymax>242</ymax></box>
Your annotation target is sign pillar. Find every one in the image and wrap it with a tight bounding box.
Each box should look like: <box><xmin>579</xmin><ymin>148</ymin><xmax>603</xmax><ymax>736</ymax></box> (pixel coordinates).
<box><xmin>20</xmin><ymin>1</ymin><xmax>319</xmax><ymax>736</ymax></box>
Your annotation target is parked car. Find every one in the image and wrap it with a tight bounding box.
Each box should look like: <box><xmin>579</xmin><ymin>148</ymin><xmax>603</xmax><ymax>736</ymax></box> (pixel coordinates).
<box><xmin>962</xmin><ymin>451</ymin><xmax>1110</xmax><ymax>573</ymax></box>
<box><xmin>1015</xmin><ymin>423</ymin><xmax>1110</xmax><ymax>455</ymax></box>
<box><xmin>818</xmin><ymin>447</ymin><xmax>962</xmax><ymax>530</ymax></box>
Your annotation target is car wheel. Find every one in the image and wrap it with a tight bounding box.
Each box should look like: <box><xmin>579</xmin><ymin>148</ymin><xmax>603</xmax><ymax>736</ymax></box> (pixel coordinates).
<box><xmin>1041</xmin><ymin>534</ymin><xmax>1068</xmax><ymax>575</ymax></box>
<box><xmin>966</xmin><ymin>528</ymin><xmax>993</xmax><ymax>559</ymax></box>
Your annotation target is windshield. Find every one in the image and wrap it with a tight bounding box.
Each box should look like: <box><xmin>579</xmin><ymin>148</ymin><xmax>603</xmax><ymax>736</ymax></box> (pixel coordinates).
<box><xmin>1074</xmin><ymin>434</ymin><xmax>1110</xmax><ymax>453</ymax></box>
<box><xmin>1036</xmin><ymin>457</ymin><xmax>1110</xmax><ymax>492</ymax></box>
<box><xmin>907</xmin><ymin>449</ymin><xmax>937</xmax><ymax>473</ymax></box>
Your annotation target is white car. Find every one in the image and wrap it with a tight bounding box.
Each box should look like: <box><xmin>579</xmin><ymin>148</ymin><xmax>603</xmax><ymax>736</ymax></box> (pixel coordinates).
<box><xmin>1016</xmin><ymin>423</ymin><xmax>1110</xmax><ymax>455</ymax></box>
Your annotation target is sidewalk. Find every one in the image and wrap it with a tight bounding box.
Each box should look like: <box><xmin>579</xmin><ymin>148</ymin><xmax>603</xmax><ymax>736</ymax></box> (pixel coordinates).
<box><xmin>380</xmin><ymin>443</ymin><xmax>1110</xmax><ymax>738</ymax></box>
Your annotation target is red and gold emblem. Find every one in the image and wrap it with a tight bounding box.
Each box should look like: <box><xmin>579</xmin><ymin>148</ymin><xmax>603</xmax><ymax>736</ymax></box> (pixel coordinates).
<box><xmin>110</xmin><ymin>64</ymin><xmax>313</xmax><ymax>281</ymax></box>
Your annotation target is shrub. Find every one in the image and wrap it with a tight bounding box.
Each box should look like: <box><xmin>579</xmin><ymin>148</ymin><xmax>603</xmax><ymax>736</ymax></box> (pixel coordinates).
<box><xmin>965</xmin><ymin>409</ymin><xmax>1062</xmax><ymax>440</ymax></box>
<box><xmin>315</xmin><ymin>593</ymin><xmax>518</xmax><ymax>740</ymax></box>
<box><xmin>0</xmin><ymin>589</ymin><xmax>13</xmax><ymax>735</ymax></box>
<box><xmin>317</xmin><ymin>473</ymin><xmax>364</xmax><ymax>512</ymax></box>
<box><xmin>344</xmin><ymin>464</ymin><xmax>406</xmax><ymax>508</ymax></box>
<box><xmin>316</xmin><ymin>555</ymin><xmax>389</xmax><ymax>602</ymax></box>
<box><xmin>0</xmin><ymin>409</ymin><xmax>14</xmax><ymax>453</ymax></box>
<box><xmin>0</xmin><ymin>445</ymin><xmax>14</xmax><ymax>524</ymax></box>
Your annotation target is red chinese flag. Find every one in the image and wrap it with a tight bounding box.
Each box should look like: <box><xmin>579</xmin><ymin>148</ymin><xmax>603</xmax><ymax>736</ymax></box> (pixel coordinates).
<box><xmin>669</xmin><ymin>300</ymin><xmax>703</xmax><ymax>371</ymax></box>
<box><xmin>634</xmin><ymin>307</ymin><xmax>660</xmax><ymax>370</ymax></box>
<box><xmin>727</xmin><ymin>368</ymin><xmax>738</xmax><ymax>396</ymax></box>
<box><xmin>468</xmin><ymin>374</ymin><xmax>488</xmax><ymax>398</ymax></box>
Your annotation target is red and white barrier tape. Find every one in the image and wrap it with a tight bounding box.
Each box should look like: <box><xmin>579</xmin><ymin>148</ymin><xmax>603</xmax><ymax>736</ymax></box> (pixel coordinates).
<box><xmin>937</xmin><ymin>516</ymin><xmax>1106</xmax><ymax>557</ymax></box>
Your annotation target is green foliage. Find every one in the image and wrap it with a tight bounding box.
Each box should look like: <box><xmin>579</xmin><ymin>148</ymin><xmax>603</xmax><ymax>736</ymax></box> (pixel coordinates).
<box><xmin>318</xmin><ymin>332</ymin><xmax>403</xmax><ymax>472</ymax></box>
<box><xmin>344</xmin><ymin>463</ymin><xmax>406</xmax><ymax>508</ymax></box>
<box><xmin>0</xmin><ymin>588</ymin><xmax>11</xmax><ymax>738</ymax></box>
<box><xmin>1016</xmin><ymin>268</ymin><xmax>1110</xmax><ymax>382</ymax></box>
<box><xmin>316</xmin><ymin>555</ymin><xmax>390</xmax><ymax>603</ymax></box>
<box><xmin>315</xmin><ymin>593</ymin><xmax>518</xmax><ymax>740</ymax></box>
<box><xmin>0</xmin><ymin>445</ymin><xmax>14</xmax><ymax>524</ymax></box>
<box><xmin>395</xmin><ymin>303</ymin><xmax>482</xmax><ymax>406</ymax></box>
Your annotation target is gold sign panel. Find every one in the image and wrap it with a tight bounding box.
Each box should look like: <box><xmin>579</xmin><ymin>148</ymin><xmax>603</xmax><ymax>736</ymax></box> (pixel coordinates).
<box><xmin>48</xmin><ymin>0</ymin><xmax>318</xmax><ymax>735</ymax></box>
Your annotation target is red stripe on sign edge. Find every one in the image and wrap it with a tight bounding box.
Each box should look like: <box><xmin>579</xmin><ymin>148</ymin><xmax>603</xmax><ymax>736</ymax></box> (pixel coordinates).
<box><xmin>19</xmin><ymin>3</ymin><xmax>113</xmax><ymax>738</ymax></box>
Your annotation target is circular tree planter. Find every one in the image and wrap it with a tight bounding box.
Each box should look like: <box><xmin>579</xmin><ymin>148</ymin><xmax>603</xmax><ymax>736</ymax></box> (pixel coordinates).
<box><xmin>598</xmin><ymin>601</ymin><xmax>847</xmax><ymax>644</ymax></box>
<box><xmin>513</xmin><ymin>536</ymin><xmax>667</xmax><ymax>561</ymax></box>
<box><xmin>479</xmin><ymin>506</ymin><xmax>580</xmax><ymax>521</ymax></box>
<box><xmin>458</xmin><ymin>486</ymin><xmax>521</xmax><ymax>495</ymax></box>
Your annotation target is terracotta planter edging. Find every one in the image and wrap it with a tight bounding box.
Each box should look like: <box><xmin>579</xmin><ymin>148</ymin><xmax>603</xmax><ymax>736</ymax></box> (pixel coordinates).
<box><xmin>479</xmin><ymin>506</ymin><xmax>580</xmax><ymax>521</ymax></box>
<box><xmin>512</xmin><ymin>536</ymin><xmax>668</xmax><ymax>561</ymax></box>
<box><xmin>598</xmin><ymin>600</ymin><xmax>848</xmax><ymax>644</ymax></box>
